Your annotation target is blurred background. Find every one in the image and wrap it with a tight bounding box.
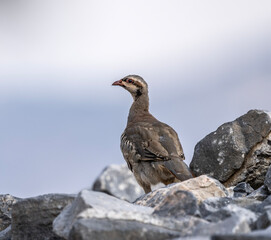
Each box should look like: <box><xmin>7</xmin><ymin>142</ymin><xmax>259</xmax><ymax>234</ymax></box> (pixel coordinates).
<box><xmin>0</xmin><ymin>0</ymin><xmax>271</xmax><ymax>197</ymax></box>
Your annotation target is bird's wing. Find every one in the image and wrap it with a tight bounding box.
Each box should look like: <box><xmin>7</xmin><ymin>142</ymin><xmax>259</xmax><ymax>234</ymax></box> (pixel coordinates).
<box><xmin>121</xmin><ymin>121</ymin><xmax>192</xmax><ymax>180</ymax></box>
<box><xmin>122</xmin><ymin>121</ymin><xmax>185</xmax><ymax>163</ymax></box>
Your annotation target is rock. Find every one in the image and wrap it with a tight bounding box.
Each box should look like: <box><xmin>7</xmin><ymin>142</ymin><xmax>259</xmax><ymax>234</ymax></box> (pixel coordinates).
<box><xmin>199</xmin><ymin>197</ymin><xmax>233</xmax><ymax>218</ymax></box>
<box><xmin>255</xmin><ymin>195</ymin><xmax>271</xmax><ymax>214</ymax></box>
<box><xmin>0</xmin><ymin>225</ymin><xmax>11</xmax><ymax>240</ymax></box>
<box><xmin>264</xmin><ymin>165</ymin><xmax>271</xmax><ymax>193</ymax></box>
<box><xmin>205</xmin><ymin>205</ymin><xmax>257</xmax><ymax>228</ymax></box>
<box><xmin>190</xmin><ymin>110</ymin><xmax>271</xmax><ymax>188</ymax></box>
<box><xmin>227</xmin><ymin>198</ymin><xmax>262</xmax><ymax>213</ymax></box>
<box><xmin>247</xmin><ymin>185</ymin><xmax>269</xmax><ymax>201</ymax></box>
<box><xmin>53</xmin><ymin>190</ymin><xmax>206</xmax><ymax>240</ymax></box>
<box><xmin>192</xmin><ymin>214</ymin><xmax>251</xmax><ymax>236</ymax></box>
<box><xmin>176</xmin><ymin>237</ymin><xmax>211</xmax><ymax>240</ymax></box>
<box><xmin>153</xmin><ymin>190</ymin><xmax>200</xmax><ymax>218</ymax></box>
<box><xmin>92</xmin><ymin>164</ymin><xmax>145</xmax><ymax>202</ymax></box>
<box><xmin>226</xmin><ymin>186</ymin><xmax>235</xmax><ymax>198</ymax></box>
<box><xmin>135</xmin><ymin>175</ymin><xmax>228</xmax><ymax>207</ymax></box>
<box><xmin>0</xmin><ymin>195</ymin><xmax>19</xmax><ymax>232</ymax></box>
<box><xmin>212</xmin><ymin>226</ymin><xmax>271</xmax><ymax>240</ymax></box>
<box><xmin>198</xmin><ymin>197</ymin><xmax>258</xmax><ymax>229</ymax></box>
<box><xmin>249</xmin><ymin>225</ymin><xmax>271</xmax><ymax>238</ymax></box>
<box><xmin>53</xmin><ymin>190</ymin><xmax>152</xmax><ymax>239</ymax></box>
<box><xmin>199</xmin><ymin>197</ymin><xmax>261</xmax><ymax>218</ymax></box>
<box><xmin>68</xmin><ymin>218</ymin><xmax>181</xmax><ymax>240</ymax></box>
<box><xmin>233</xmin><ymin>182</ymin><xmax>254</xmax><ymax>197</ymax></box>
<box><xmin>256</xmin><ymin>209</ymin><xmax>271</xmax><ymax>230</ymax></box>
<box><xmin>11</xmin><ymin>194</ymin><xmax>74</xmax><ymax>240</ymax></box>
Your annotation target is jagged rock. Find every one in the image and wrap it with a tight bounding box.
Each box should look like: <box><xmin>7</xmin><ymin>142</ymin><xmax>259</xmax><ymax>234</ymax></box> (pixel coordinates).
<box><xmin>226</xmin><ymin>198</ymin><xmax>262</xmax><ymax>213</ymax></box>
<box><xmin>11</xmin><ymin>194</ymin><xmax>74</xmax><ymax>240</ymax></box>
<box><xmin>264</xmin><ymin>165</ymin><xmax>271</xmax><ymax>193</ymax></box>
<box><xmin>249</xmin><ymin>225</ymin><xmax>271</xmax><ymax>238</ymax></box>
<box><xmin>226</xmin><ymin>187</ymin><xmax>235</xmax><ymax>198</ymax></box>
<box><xmin>256</xmin><ymin>209</ymin><xmax>271</xmax><ymax>230</ymax></box>
<box><xmin>53</xmin><ymin>190</ymin><xmax>206</xmax><ymax>240</ymax></box>
<box><xmin>247</xmin><ymin>185</ymin><xmax>269</xmax><ymax>201</ymax></box>
<box><xmin>0</xmin><ymin>194</ymin><xmax>17</xmax><ymax>240</ymax></box>
<box><xmin>199</xmin><ymin>197</ymin><xmax>261</xmax><ymax>218</ymax></box>
<box><xmin>205</xmin><ymin>205</ymin><xmax>257</xmax><ymax>229</ymax></box>
<box><xmin>190</xmin><ymin>110</ymin><xmax>271</xmax><ymax>188</ymax></box>
<box><xmin>92</xmin><ymin>164</ymin><xmax>144</xmax><ymax>202</ymax></box>
<box><xmin>68</xmin><ymin>218</ymin><xmax>181</xmax><ymax>240</ymax></box>
<box><xmin>212</xmin><ymin>226</ymin><xmax>271</xmax><ymax>240</ymax></box>
<box><xmin>192</xmin><ymin>214</ymin><xmax>251</xmax><ymax>236</ymax></box>
<box><xmin>53</xmin><ymin>190</ymin><xmax>152</xmax><ymax>239</ymax></box>
<box><xmin>255</xmin><ymin>195</ymin><xmax>271</xmax><ymax>214</ymax></box>
<box><xmin>135</xmin><ymin>175</ymin><xmax>228</xmax><ymax>207</ymax></box>
<box><xmin>0</xmin><ymin>195</ymin><xmax>19</xmax><ymax>232</ymax></box>
<box><xmin>199</xmin><ymin>198</ymin><xmax>258</xmax><ymax>230</ymax></box>
<box><xmin>153</xmin><ymin>190</ymin><xmax>200</xmax><ymax>218</ymax></box>
<box><xmin>233</xmin><ymin>182</ymin><xmax>254</xmax><ymax>197</ymax></box>
<box><xmin>199</xmin><ymin>197</ymin><xmax>233</xmax><ymax>218</ymax></box>
<box><xmin>176</xmin><ymin>237</ymin><xmax>211</xmax><ymax>240</ymax></box>
<box><xmin>0</xmin><ymin>225</ymin><xmax>11</xmax><ymax>240</ymax></box>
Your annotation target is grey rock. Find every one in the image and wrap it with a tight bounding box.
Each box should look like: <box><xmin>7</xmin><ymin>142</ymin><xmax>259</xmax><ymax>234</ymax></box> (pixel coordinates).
<box><xmin>212</xmin><ymin>235</ymin><xmax>271</xmax><ymax>240</ymax></box>
<box><xmin>256</xmin><ymin>209</ymin><xmax>271</xmax><ymax>230</ymax></box>
<box><xmin>233</xmin><ymin>198</ymin><xmax>262</xmax><ymax>213</ymax></box>
<box><xmin>0</xmin><ymin>195</ymin><xmax>19</xmax><ymax>231</ymax></box>
<box><xmin>255</xmin><ymin>195</ymin><xmax>271</xmax><ymax>213</ymax></box>
<box><xmin>247</xmin><ymin>185</ymin><xmax>269</xmax><ymax>201</ymax></box>
<box><xmin>11</xmin><ymin>194</ymin><xmax>74</xmax><ymax>240</ymax></box>
<box><xmin>53</xmin><ymin>190</ymin><xmax>153</xmax><ymax>239</ymax></box>
<box><xmin>190</xmin><ymin>110</ymin><xmax>271</xmax><ymax>188</ymax></box>
<box><xmin>264</xmin><ymin>165</ymin><xmax>271</xmax><ymax>193</ymax></box>
<box><xmin>205</xmin><ymin>205</ymin><xmax>257</xmax><ymax>229</ymax></box>
<box><xmin>53</xmin><ymin>190</ymin><xmax>206</xmax><ymax>240</ymax></box>
<box><xmin>212</xmin><ymin>236</ymin><xmax>271</xmax><ymax>240</ymax></box>
<box><xmin>0</xmin><ymin>226</ymin><xmax>11</xmax><ymax>240</ymax></box>
<box><xmin>212</xmin><ymin>226</ymin><xmax>271</xmax><ymax>240</ymax></box>
<box><xmin>249</xmin><ymin>225</ymin><xmax>271</xmax><ymax>237</ymax></box>
<box><xmin>199</xmin><ymin>197</ymin><xmax>233</xmax><ymax>218</ymax></box>
<box><xmin>193</xmin><ymin>214</ymin><xmax>251</xmax><ymax>236</ymax></box>
<box><xmin>92</xmin><ymin>164</ymin><xmax>145</xmax><ymax>202</ymax></box>
<box><xmin>199</xmin><ymin>197</ymin><xmax>261</xmax><ymax>218</ymax></box>
<box><xmin>68</xmin><ymin>218</ymin><xmax>181</xmax><ymax>240</ymax></box>
<box><xmin>176</xmin><ymin>237</ymin><xmax>211</xmax><ymax>240</ymax></box>
<box><xmin>233</xmin><ymin>182</ymin><xmax>254</xmax><ymax>198</ymax></box>
<box><xmin>153</xmin><ymin>190</ymin><xmax>200</xmax><ymax>218</ymax></box>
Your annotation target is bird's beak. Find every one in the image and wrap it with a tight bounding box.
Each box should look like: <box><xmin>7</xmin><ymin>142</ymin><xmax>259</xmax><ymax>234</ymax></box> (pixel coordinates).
<box><xmin>112</xmin><ymin>80</ymin><xmax>124</xmax><ymax>86</ymax></box>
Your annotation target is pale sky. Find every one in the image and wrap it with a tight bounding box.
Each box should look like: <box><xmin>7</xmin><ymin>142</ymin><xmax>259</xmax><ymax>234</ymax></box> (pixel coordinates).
<box><xmin>1</xmin><ymin>0</ymin><xmax>271</xmax><ymax>97</ymax></box>
<box><xmin>0</xmin><ymin>0</ymin><xmax>271</xmax><ymax>197</ymax></box>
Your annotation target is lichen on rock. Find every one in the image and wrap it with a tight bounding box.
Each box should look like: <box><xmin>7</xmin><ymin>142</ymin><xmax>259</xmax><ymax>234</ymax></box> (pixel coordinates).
<box><xmin>190</xmin><ymin>110</ymin><xmax>271</xmax><ymax>188</ymax></box>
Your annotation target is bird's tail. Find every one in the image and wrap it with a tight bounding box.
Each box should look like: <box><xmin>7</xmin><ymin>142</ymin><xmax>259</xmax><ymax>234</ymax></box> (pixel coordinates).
<box><xmin>163</xmin><ymin>159</ymin><xmax>193</xmax><ymax>181</ymax></box>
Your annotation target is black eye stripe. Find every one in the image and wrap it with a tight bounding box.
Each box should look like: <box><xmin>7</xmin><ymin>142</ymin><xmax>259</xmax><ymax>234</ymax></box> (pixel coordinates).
<box><xmin>123</xmin><ymin>78</ymin><xmax>135</xmax><ymax>84</ymax></box>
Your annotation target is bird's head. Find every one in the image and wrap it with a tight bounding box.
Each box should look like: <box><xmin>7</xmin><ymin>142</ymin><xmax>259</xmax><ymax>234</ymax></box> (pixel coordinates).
<box><xmin>112</xmin><ymin>75</ymin><xmax>148</xmax><ymax>99</ymax></box>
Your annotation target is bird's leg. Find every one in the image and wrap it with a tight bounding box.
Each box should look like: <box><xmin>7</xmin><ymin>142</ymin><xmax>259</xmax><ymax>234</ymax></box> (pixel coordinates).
<box><xmin>133</xmin><ymin>165</ymin><xmax>152</xmax><ymax>193</ymax></box>
<box><xmin>135</xmin><ymin>177</ymin><xmax>151</xmax><ymax>193</ymax></box>
<box><xmin>141</xmin><ymin>183</ymin><xmax>152</xmax><ymax>194</ymax></box>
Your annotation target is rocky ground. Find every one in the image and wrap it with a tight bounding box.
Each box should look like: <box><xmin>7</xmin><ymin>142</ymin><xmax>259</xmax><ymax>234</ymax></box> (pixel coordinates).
<box><xmin>1</xmin><ymin>109</ymin><xmax>271</xmax><ymax>240</ymax></box>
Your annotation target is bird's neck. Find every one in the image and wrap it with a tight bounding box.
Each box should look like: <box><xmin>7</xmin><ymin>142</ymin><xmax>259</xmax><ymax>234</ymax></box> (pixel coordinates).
<box><xmin>128</xmin><ymin>92</ymin><xmax>150</xmax><ymax>122</ymax></box>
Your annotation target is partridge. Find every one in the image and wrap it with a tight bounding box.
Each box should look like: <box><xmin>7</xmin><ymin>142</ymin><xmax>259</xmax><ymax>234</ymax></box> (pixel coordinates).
<box><xmin>112</xmin><ymin>75</ymin><xmax>193</xmax><ymax>193</ymax></box>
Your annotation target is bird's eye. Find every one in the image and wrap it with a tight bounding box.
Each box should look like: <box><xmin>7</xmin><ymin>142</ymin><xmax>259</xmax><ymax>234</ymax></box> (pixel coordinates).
<box><xmin>128</xmin><ymin>79</ymin><xmax>134</xmax><ymax>83</ymax></box>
